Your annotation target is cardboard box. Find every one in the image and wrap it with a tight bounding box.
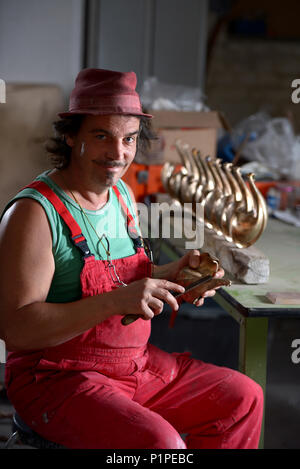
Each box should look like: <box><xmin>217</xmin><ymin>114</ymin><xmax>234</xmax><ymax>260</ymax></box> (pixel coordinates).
<box><xmin>136</xmin><ymin>110</ymin><xmax>229</xmax><ymax>165</ymax></box>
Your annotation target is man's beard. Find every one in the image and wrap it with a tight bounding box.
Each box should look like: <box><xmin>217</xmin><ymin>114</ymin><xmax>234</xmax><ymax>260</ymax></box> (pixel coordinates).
<box><xmin>94</xmin><ymin>163</ymin><xmax>126</xmax><ymax>188</ymax></box>
<box><xmin>103</xmin><ymin>173</ymin><xmax>115</xmax><ymax>187</ymax></box>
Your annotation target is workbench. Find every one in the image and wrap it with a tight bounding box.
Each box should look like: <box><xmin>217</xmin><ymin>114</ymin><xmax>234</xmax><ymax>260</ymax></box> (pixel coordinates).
<box><xmin>150</xmin><ymin>217</ymin><xmax>300</xmax><ymax>448</ymax></box>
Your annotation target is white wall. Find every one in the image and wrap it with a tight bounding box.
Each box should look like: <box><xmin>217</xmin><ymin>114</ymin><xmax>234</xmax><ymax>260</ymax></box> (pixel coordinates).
<box><xmin>0</xmin><ymin>0</ymin><xmax>85</xmax><ymax>99</ymax></box>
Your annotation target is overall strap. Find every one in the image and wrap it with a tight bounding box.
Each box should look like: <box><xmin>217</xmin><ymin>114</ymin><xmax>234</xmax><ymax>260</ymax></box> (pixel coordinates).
<box><xmin>24</xmin><ymin>180</ymin><xmax>92</xmax><ymax>258</ymax></box>
<box><xmin>112</xmin><ymin>185</ymin><xmax>143</xmax><ymax>249</ymax></box>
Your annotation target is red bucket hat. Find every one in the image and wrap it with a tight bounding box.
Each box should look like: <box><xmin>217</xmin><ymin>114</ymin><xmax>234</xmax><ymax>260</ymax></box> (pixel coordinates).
<box><xmin>58</xmin><ymin>68</ymin><xmax>152</xmax><ymax>119</ymax></box>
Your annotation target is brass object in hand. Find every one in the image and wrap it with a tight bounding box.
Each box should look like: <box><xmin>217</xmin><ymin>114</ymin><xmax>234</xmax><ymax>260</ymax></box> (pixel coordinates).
<box><xmin>174</xmin><ymin>253</ymin><xmax>231</xmax><ymax>304</ymax></box>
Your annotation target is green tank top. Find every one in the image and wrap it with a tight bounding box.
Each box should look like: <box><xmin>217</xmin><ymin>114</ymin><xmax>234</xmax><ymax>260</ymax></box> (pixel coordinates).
<box><xmin>2</xmin><ymin>171</ymin><xmax>140</xmax><ymax>303</ymax></box>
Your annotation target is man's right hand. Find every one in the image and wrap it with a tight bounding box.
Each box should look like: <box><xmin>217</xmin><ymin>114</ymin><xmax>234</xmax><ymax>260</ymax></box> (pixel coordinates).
<box><xmin>112</xmin><ymin>278</ymin><xmax>186</xmax><ymax>321</ymax></box>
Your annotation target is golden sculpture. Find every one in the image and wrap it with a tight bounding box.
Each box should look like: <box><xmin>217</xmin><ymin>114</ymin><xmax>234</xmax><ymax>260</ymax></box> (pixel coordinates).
<box><xmin>161</xmin><ymin>140</ymin><xmax>268</xmax><ymax>248</ymax></box>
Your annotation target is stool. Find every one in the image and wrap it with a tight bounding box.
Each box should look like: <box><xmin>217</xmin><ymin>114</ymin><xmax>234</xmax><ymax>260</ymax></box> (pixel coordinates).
<box><xmin>5</xmin><ymin>413</ymin><xmax>66</xmax><ymax>449</ymax></box>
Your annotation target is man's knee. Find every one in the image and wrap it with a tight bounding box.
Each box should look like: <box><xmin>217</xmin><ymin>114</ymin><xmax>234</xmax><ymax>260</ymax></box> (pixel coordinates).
<box><xmin>142</xmin><ymin>418</ymin><xmax>186</xmax><ymax>449</ymax></box>
<box><xmin>151</xmin><ymin>429</ymin><xmax>186</xmax><ymax>449</ymax></box>
<box><xmin>230</xmin><ymin>371</ymin><xmax>264</xmax><ymax>419</ymax></box>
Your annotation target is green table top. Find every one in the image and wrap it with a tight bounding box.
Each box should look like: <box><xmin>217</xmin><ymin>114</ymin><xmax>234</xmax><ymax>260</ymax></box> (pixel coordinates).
<box><xmin>219</xmin><ymin>217</ymin><xmax>300</xmax><ymax>317</ymax></box>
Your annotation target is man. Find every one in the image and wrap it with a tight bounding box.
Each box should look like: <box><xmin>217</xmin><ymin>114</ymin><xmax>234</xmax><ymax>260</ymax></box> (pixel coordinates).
<box><xmin>0</xmin><ymin>68</ymin><xmax>263</xmax><ymax>449</ymax></box>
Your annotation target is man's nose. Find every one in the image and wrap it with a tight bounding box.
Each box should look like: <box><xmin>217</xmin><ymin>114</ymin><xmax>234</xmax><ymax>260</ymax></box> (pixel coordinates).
<box><xmin>106</xmin><ymin>140</ymin><xmax>124</xmax><ymax>160</ymax></box>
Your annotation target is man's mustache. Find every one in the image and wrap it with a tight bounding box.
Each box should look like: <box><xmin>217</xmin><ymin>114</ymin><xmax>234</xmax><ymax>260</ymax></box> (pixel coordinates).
<box><xmin>94</xmin><ymin>160</ymin><xmax>126</xmax><ymax>168</ymax></box>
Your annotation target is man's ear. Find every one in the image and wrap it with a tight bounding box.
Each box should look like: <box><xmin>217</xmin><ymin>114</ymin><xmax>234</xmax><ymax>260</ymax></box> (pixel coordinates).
<box><xmin>65</xmin><ymin>135</ymin><xmax>75</xmax><ymax>147</ymax></box>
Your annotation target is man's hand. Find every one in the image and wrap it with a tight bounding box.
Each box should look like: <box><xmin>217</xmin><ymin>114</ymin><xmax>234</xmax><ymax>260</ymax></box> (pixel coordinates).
<box><xmin>152</xmin><ymin>250</ymin><xmax>225</xmax><ymax>307</ymax></box>
<box><xmin>112</xmin><ymin>277</ymin><xmax>185</xmax><ymax>321</ymax></box>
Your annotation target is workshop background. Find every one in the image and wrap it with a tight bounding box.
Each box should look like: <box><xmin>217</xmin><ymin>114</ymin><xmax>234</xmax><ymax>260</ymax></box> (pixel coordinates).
<box><xmin>0</xmin><ymin>0</ymin><xmax>299</xmax><ymax>449</ymax></box>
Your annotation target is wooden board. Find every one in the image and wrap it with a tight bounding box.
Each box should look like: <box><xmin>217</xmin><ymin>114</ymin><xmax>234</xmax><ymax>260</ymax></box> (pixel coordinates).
<box><xmin>266</xmin><ymin>292</ymin><xmax>300</xmax><ymax>305</ymax></box>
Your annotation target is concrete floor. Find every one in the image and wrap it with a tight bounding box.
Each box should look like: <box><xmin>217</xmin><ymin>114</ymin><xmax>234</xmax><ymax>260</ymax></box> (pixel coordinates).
<box><xmin>0</xmin><ymin>299</ymin><xmax>299</xmax><ymax>449</ymax></box>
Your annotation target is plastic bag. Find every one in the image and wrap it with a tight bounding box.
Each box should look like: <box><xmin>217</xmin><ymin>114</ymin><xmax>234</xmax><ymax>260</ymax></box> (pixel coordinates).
<box><xmin>291</xmin><ymin>136</ymin><xmax>300</xmax><ymax>180</ymax></box>
<box><xmin>231</xmin><ymin>112</ymin><xmax>300</xmax><ymax>179</ymax></box>
<box><xmin>140</xmin><ymin>77</ymin><xmax>209</xmax><ymax>112</ymax></box>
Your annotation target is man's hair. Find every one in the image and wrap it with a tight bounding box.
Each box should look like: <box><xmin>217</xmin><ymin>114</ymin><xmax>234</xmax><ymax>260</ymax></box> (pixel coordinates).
<box><xmin>45</xmin><ymin>114</ymin><xmax>156</xmax><ymax>169</ymax></box>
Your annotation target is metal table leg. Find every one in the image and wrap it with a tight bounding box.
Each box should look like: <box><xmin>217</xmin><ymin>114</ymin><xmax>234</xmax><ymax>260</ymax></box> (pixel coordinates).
<box><xmin>239</xmin><ymin>317</ymin><xmax>269</xmax><ymax>449</ymax></box>
<box><xmin>214</xmin><ymin>292</ymin><xmax>268</xmax><ymax>449</ymax></box>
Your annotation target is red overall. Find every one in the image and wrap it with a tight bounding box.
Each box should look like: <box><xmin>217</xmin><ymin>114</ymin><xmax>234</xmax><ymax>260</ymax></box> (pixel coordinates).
<box><xmin>5</xmin><ymin>181</ymin><xmax>264</xmax><ymax>449</ymax></box>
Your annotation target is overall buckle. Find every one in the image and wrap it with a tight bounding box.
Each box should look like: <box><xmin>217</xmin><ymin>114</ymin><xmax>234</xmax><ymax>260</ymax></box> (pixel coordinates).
<box><xmin>71</xmin><ymin>234</ymin><xmax>92</xmax><ymax>258</ymax></box>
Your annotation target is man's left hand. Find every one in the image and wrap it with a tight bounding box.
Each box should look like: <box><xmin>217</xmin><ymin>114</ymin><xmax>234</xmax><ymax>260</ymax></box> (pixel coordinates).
<box><xmin>152</xmin><ymin>250</ymin><xmax>225</xmax><ymax>307</ymax></box>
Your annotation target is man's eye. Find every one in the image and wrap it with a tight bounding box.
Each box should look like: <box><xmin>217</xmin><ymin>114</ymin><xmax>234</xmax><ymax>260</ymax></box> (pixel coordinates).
<box><xmin>125</xmin><ymin>136</ymin><xmax>135</xmax><ymax>143</ymax></box>
<box><xmin>96</xmin><ymin>134</ymin><xmax>106</xmax><ymax>140</ymax></box>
